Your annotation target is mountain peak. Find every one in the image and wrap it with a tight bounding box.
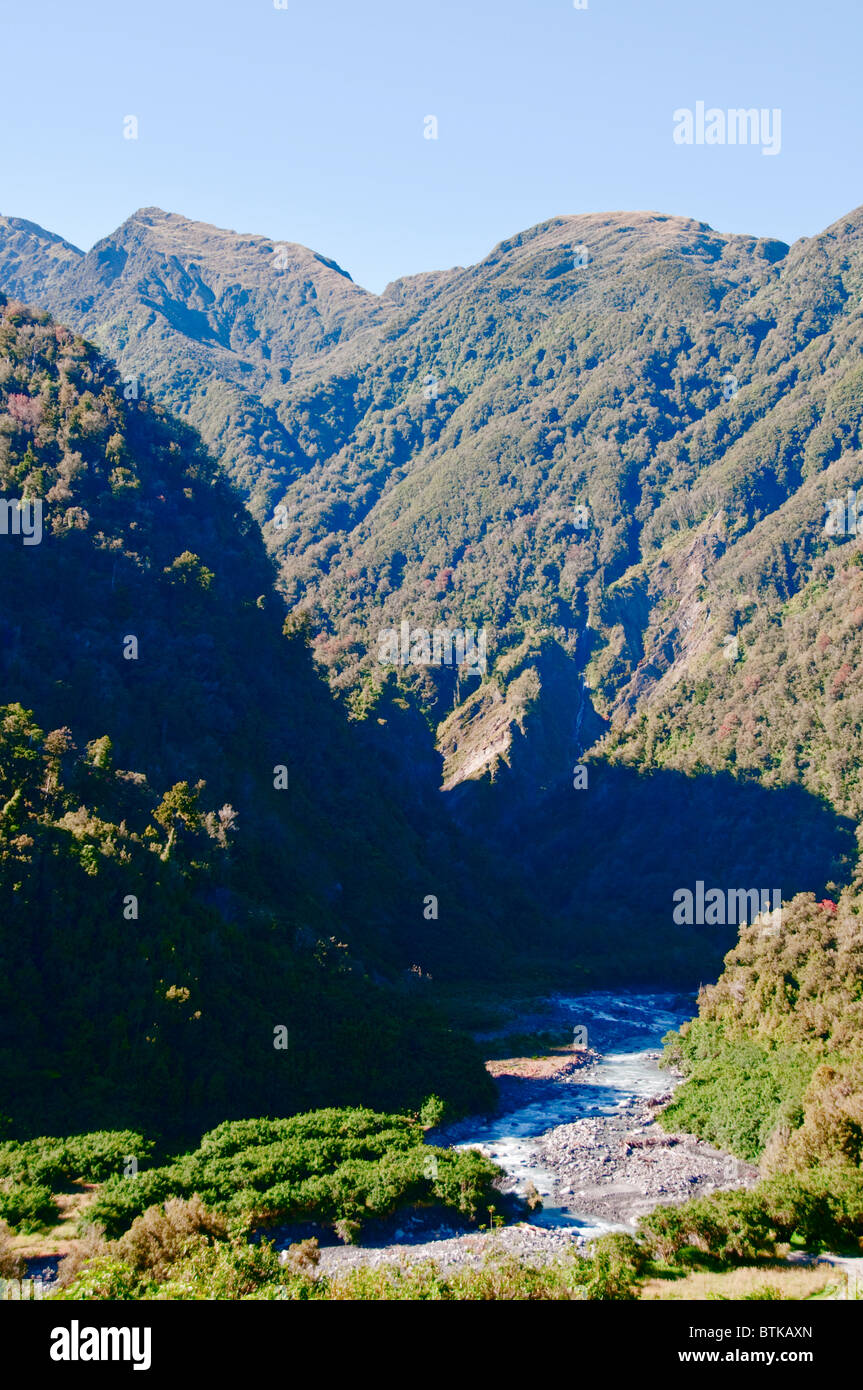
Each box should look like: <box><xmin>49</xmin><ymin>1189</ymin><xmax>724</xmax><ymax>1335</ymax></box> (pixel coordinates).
<box><xmin>0</xmin><ymin>212</ymin><xmax>82</xmax><ymax>254</ymax></box>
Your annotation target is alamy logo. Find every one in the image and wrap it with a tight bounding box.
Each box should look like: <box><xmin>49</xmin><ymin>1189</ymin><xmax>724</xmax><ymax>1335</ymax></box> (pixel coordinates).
<box><xmin>673</xmin><ymin>102</ymin><xmax>781</xmax><ymax>156</ymax></box>
<box><xmin>378</xmin><ymin>621</ymin><xmax>487</xmax><ymax>676</ymax></box>
<box><xmin>824</xmin><ymin>488</ymin><xmax>862</xmax><ymax>536</ymax></box>
<box><xmin>673</xmin><ymin>882</ymin><xmax>782</xmax><ymax>927</ymax></box>
<box><xmin>1</xmin><ymin>1276</ymin><xmax>43</xmax><ymax>1299</ymax></box>
<box><xmin>50</xmin><ymin>1321</ymin><xmax>152</xmax><ymax>1372</ymax></box>
<box><xmin>0</xmin><ymin>497</ymin><xmax>42</xmax><ymax>545</ymax></box>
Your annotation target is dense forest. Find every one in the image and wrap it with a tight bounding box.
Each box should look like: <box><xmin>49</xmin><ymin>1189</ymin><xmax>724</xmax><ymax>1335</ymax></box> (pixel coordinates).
<box><xmin>2</xmin><ymin>202</ymin><xmax>863</xmax><ymax>1300</ymax></box>
<box><xmin>0</xmin><ymin>295</ymin><xmax>509</xmax><ymax>1139</ymax></box>
<box><xmin>4</xmin><ymin>206</ymin><xmax>863</xmax><ymax>974</ymax></box>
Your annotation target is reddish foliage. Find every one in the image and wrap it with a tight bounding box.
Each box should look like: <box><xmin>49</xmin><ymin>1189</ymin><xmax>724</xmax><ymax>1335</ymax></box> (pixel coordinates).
<box><xmin>6</xmin><ymin>392</ymin><xmax>43</xmax><ymax>429</ymax></box>
<box><xmin>831</xmin><ymin>662</ymin><xmax>852</xmax><ymax>695</ymax></box>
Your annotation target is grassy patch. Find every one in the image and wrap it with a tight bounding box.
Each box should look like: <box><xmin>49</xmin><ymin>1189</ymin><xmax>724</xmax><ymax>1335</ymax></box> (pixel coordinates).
<box><xmin>641</xmin><ymin>1263</ymin><xmax>839</xmax><ymax>1301</ymax></box>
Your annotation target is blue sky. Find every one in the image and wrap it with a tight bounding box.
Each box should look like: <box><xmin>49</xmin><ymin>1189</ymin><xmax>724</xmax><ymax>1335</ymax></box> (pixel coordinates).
<box><xmin>3</xmin><ymin>0</ymin><xmax>861</xmax><ymax>291</ymax></box>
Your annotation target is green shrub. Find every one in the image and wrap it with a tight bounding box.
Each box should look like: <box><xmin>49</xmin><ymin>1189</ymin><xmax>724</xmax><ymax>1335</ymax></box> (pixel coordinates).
<box><xmin>87</xmin><ymin>1107</ymin><xmax>501</xmax><ymax>1239</ymax></box>
<box><xmin>50</xmin><ymin>1256</ymin><xmax>146</xmax><ymax>1301</ymax></box>
<box><xmin>62</xmin><ymin>1131</ymin><xmax>153</xmax><ymax>1183</ymax></box>
<box><xmin>638</xmin><ymin>1190</ymin><xmax>775</xmax><ymax>1264</ymax></box>
<box><xmin>85</xmin><ymin>1170</ymin><xmax>175</xmax><ymax>1240</ymax></box>
<box><xmin>577</xmin><ymin>1233</ymin><xmax>644</xmax><ymax>1299</ymax></box>
<box><xmin>0</xmin><ymin>1130</ymin><xmax>152</xmax><ymax>1190</ymax></box>
<box><xmin>636</xmin><ymin>1204</ymin><xmax>692</xmax><ymax>1262</ymax></box>
<box><xmin>419</xmin><ymin>1095</ymin><xmax>446</xmax><ymax>1128</ymax></box>
<box><xmin>0</xmin><ymin>1180</ymin><xmax>57</xmax><ymax>1233</ymax></box>
<box><xmin>659</xmin><ymin>1023</ymin><xmax>814</xmax><ymax>1163</ymax></box>
<box><xmin>760</xmin><ymin>1166</ymin><xmax>863</xmax><ymax>1251</ymax></box>
<box><xmin>684</xmin><ymin>1191</ymin><xmax>776</xmax><ymax>1262</ymax></box>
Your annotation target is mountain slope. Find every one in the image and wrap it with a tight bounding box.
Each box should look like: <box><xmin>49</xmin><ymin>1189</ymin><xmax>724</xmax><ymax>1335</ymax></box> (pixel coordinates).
<box><xmin>3</xmin><ymin>206</ymin><xmax>862</xmax><ymax>974</ymax></box>
<box><xmin>0</xmin><ymin>293</ymin><xmax>502</xmax><ymax>1137</ymax></box>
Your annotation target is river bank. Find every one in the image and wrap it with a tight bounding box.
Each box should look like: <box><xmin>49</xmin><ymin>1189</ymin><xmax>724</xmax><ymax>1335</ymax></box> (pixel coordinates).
<box><xmin>273</xmin><ymin>991</ymin><xmax>761</xmax><ymax>1276</ymax></box>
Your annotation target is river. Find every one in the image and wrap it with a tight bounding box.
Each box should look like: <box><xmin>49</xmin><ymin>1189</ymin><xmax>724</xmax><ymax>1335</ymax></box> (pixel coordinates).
<box><xmin>449</xmin><ymin>990</ymin><xmax>696</xmax><ymax>1237</ymax></box>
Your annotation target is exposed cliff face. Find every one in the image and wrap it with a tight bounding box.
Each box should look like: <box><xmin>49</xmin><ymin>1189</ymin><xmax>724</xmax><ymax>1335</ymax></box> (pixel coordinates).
<box><xmin>439</xmin><ymin>637</ymin><xmax>596</xmax><ymax>801</ymax></box>
<box><xmin>597</xmin><ymin>518</ymin><xmax>729</xmax><ymax>721</ymax></box>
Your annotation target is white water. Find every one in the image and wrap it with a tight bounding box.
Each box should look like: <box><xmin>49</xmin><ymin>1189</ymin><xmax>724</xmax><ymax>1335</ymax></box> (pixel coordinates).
<box><xmin>454</xmin><ymin>991</ymin><xmax>693</xmax><ymax>1237</ymax></box>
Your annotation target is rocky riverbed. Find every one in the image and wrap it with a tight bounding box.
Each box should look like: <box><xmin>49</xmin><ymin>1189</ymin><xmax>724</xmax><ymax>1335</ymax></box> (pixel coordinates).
<box><xmin>293</xmin><ymin>1218</ymin><xmax>586</xmax><ymax>1278</ymax></box>
<box><xmin>272</xmin><ymin>992</ymin><xmax>761</xmax><ymax>1276</ymax></box>
<box><xmin>537</xmin><ymin>1088</ymin><xmax>759</xmax><ymax>1226</ymax></box>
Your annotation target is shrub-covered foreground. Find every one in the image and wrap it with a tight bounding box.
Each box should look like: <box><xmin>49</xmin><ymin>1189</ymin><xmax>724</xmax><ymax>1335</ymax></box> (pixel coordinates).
<box><xmin>0</xmin><ymin>1130</ymin><xmax>151</xmax><ymax>1233</ymax></box>
<box><xmin>85</xmin><ymin>1108</ymin><xmax>501</xmax><ymax>1240</ymax></box>
<box><xmin>38</xmin><ymin>1164</ymin><xmax>863</xmax><ymax>1300</ymax></box>
<box><xmin>638</xmin><ymin>1165</ymin><xmax>863</xmax><ymax>1262</ymax></box>
<box><xmin>51</xmin><ymin>1207</ymin><xmax>646</xmax><ymax>1301</ymax></box>
<box><xmin>47</xmin><ymin>1172</ymin><xmax>863</xmax><ymax>1301</ymax></box>
<box><xmin>0</xmin><ymin>1108</ymin><xmax>501</xmax><ymax>1240</ymax></box>
<box><xmin>8</xmin><ymin>1106</ymin><xmax>863</xmax><ymax>1299</ymax></box>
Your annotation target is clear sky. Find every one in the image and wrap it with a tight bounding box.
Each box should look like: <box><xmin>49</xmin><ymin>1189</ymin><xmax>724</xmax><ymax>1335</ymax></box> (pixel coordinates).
<box><xmin>3</xmin><ymin>0</ymin><xmax>861</xmax><ymax>292</ymax></box>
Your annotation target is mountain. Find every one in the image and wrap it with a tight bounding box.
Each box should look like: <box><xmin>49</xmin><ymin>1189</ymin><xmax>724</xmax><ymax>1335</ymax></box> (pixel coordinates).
<box><xmin>0</xmin><ymin>292</ymin><xmax>511</xmax><ymax>1138</ymax></box>
<box><xmin>2</xmin><ymin>205</ymin><xmax>862</xmax><ymax>978</ymax></box>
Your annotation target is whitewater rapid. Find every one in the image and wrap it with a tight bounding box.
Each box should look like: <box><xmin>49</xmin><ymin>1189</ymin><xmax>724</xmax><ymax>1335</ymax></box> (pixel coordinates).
<box><xmin>454</xmin><ymin>991</ymin><xmax>694</xmax><ymax>1237</ymax></box>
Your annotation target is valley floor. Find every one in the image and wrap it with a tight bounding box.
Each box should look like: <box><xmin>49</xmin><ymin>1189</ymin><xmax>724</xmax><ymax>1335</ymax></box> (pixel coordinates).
<box><xmin>13</xmin><ymin>992</ymin><xmax>862</xmax><ymax>1301</ymax></box>
<box><xmin>260</xmin><ymin>993</ymin><xmax>766</xmax><ymax>1279</ymax></box>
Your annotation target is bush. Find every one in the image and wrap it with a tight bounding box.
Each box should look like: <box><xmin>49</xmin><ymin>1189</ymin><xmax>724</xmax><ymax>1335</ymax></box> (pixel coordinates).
<box><xmin>280</xmin><ymin>1237</ymin><xmax>319</xmax><ymax>1275</ymax></box>
<box><xmin>760</xmin><ymin>1166</ymin><xmax>863</xmax><ymax>1251</ymax></box>
<box><xmin>419</xmin><ymin>1095</ymin><xmax>446</xmax><ymax>1128</ymax></box>
<box><xmin>0</xmin><ymin>1219</ymin><xmax>23</xmax><ymax>1278</ymax></box>
<box><xmin>115</xmin><ymin>1196</ymin><xmax>228</xmax><ymax>1283</ymax></box>
<box><xmin>0</xmin><ymin>1139</ymin><xmax>67</xmax><ymax>1190</ymax></box>
<box><xmin>0</xmin><ymin>1180</ymin><xmax>57</xmax><ymax>1233</ymax></box>
<box><xmin>659</xmin><ymin>1024</ymin><xmax>813</xmax><ymax>1163</ymax></box>
<box><xmin>636</xmin><ymin>1204</ymin><xmax>691</xmax><ymax>1262</ymax></box>
<box><xmin>0</xmin><ymin>1130</ymin><xmax>152</xmax><ymax>1190</ymax></box>
<box><xmin>62</xmin><ymin>1131</ymin><xmax>153</xmax><ymax>1183</ymax></box>
<box><xmin>523</xmin><ymin>1181</ymin><xmax>543</xmax><ymax>1212</ymax></box>
<box><xmin>50</xmin><ymin>1256</ymin><xmax>144</xmax><ymax>1301</ymax></box>
<box><xmin>46</xmin><ymin>1229</ymin><xmax>652</xmax><ymax>1301</ymax></box>
<box><xmin>637</xmin><ymin>1166</ymin><xmax>863</xmax><ymax>1269</ymax></box>
<box><xmin>162</xmin><ymin>1237</ymin><xmax>285</xmax><ymax>1300</ymax></box>
<box><xmin>591</xmin><ymin>1232</ymin><xmax>649</xmax><ymax>1276</ymax></box>
<box><xmin>638</xmin><ymin>1190</ymin><xmax>776</xmax><ymax>1264</ymax></box>
<box><xmin>87</xmin><ymin>1107</ymin><xmax>502</xmax><ymax>1239</ymax></box>
<box><xmin>333</xmin><ymin>1218</ymin><xmax>361</xmax><ymax>1245</ymax></box>
<box><xmin>85</xmin><ymin>1169</ymin><xmax>175</xmax><ymax>1240</ymax></box>
<box><xmin>684</xmin><ymin>1191</ymin><xmax>776</xmax><ymax>1262</ymax></box>
<box><xmin>773</xmin><ymin>1061</ymin><xmax>863</xmax><ymax>1173</ymax></box>
<box><xmin>578</xmin><ymin>1234</ymin><xmax>644</xmax><ymax>1299</ymax></box>
<box><xmin>53</xmin><ymin>1224</ymin><xmax>109</xmax><ymax>1290</ymax></box>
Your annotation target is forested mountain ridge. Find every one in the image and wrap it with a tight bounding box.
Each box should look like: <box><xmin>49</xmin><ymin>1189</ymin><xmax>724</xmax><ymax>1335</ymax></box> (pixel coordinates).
<box><xmin>0</xmin><ymin>293</ymin><xmax>509</xmax><ymax>1137</ymax></box>
<box><xmin>4</xmin><ymin>203</ymin><xmax>860</xmax><ymax>810</ymax></box>
<box><xmin>0</xmin><ymin>208</ymin><xmax>389</xmax><ymax>505</ymax></box>
<box><xmin>4</xmin><ymin>205</ymin><xmax>863</xmax><ymax>985</ymax></box>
